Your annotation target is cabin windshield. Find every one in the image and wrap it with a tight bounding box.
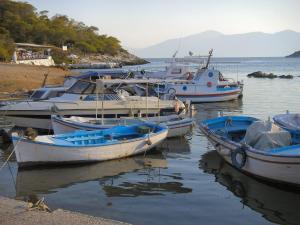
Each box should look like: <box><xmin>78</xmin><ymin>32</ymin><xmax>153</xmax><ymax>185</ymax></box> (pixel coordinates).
<box><xmin>47</xmin><ymin>90</ymin><xmax>65</xmax><ymax>99</ymax></box>
<box><xmin>67</xmin><ymin>80</ymin><xmax>96</xmax><ymax>94</ymax></box>
<box><xmin>31</xmin><ymin>90</ymin><xmax>46</xmax><ymax>99</ymax></box>
<box><xmin>219</xmin><ymin>72</ymin><xmax>225</xmax><ymax>81</ymax></box>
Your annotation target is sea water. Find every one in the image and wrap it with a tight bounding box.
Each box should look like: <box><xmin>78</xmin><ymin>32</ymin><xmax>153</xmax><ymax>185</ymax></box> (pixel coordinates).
<box><xmin>0</xmin><ymin>57</ymin><xmax>300</xmax><ymax>225</ymax></box>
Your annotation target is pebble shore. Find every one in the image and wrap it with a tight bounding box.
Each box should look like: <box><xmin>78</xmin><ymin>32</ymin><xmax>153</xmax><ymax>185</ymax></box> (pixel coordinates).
<box><xmin>0</xmin><ymin>196</ymin><xmax>130</xmax><ymax>225</ymax></box>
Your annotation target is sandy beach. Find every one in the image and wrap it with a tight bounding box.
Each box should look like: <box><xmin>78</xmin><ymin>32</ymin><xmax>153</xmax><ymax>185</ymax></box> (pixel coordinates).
<box><xmin>0</xmin><ymin>63</ymin><xmax>71</xmax><ymax>99</ymax></box>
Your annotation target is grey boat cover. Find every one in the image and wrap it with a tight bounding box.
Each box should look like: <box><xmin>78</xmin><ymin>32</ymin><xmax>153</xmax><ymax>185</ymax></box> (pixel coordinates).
<box><xmin>273</xmin><ymin>113</ymin><xmax>300</xmax><ymax>131</ymax></box>
<box><xmin>243</xmin><ymin>121</ymin><xmax>291</xmax><ymax>150</ymax></box>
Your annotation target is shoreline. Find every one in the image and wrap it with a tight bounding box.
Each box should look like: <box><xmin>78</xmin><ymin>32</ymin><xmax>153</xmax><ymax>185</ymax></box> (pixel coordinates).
<box><xmin>0</xmin><ymin>196</ymin><xmax>130</xmax><ymax>225</ymax></box>
<box><xmin>0</xmin><ymin>63</ymin><xmax>71</xmax><ymax>99</ymax></box>
<box><xmin>0</xmin><ymin>55</ymin><xmax>147</xmax><ymax>100</ymax></box>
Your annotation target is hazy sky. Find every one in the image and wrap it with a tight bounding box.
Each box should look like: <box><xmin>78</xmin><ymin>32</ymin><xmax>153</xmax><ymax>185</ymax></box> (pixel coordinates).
<box><xmin>24</xmin><ymin>0</ymin><xmax>300</xmax><ymax>49</ymax></box>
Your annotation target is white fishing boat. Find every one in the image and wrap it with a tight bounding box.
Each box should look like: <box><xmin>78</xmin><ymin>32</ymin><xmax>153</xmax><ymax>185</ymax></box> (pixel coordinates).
<box><xmin>12</xmin><ymin>122</ymin><xmax>168</xmax><ymax>167</ymax></box>
<box><xmin>199</xmin><ymin>116</ymin><xmax>300</xmax><ymax>186</ymax></box>
<box><xmin>0</xmin><ymin>79</ymin><xmax>186</xmax><ymax>130</ymax></box>
<box><xmin>51</xmin><ymin>114</ymin><xmax>193</xmax><ymax>138</ymax></box>
<box><xmin>158</xmin><ymin>50</ymin><xmax>243</xmax><ymax>103</ymax></box>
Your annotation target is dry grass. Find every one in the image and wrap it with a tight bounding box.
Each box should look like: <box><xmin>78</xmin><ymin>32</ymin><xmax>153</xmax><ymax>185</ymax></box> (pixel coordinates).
<box><xmin>0</xmin><ymin>63</ymin><xmax>72</xmax><ymax>99</ymax></box>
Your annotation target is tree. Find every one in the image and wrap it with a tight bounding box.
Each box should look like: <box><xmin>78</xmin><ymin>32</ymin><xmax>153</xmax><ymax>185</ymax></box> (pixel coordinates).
<box><xmin>0</xmin><ymin>0</ymin><xmax>124</xmax><ymax>62</ymax></box>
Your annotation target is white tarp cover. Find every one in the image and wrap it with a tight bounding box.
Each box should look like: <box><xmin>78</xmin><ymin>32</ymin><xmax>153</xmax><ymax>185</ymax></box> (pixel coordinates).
<box><xmin>243</xmin><ymin>121</ymin><xmax>291</xmax><ymax>150</ymax></box>
<box><xmin>274</xmin><ymin>113</ymin><xmax>300</xmax><ymax>130</ymax></box>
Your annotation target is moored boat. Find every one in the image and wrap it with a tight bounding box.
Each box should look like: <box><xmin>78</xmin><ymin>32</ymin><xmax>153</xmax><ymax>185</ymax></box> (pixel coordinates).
<box><xmin>0</xmin><ymin>78</ymin><xmax>185</xmax><ymax>130</ymax></box>
<box><xmin>158</xmin><ymin>50</ymin><xmax>243</xmax><ymax>103</ymax></box>
<box><xmin>51</xmin><ymin>114</ymin><xmax>193</xmax><ymax>138</ymax></box>
<box><xmin>199</xmin><ymin>116</ymin><xmax>300</xmax><ymax>186</ymax></box>
<box><xmin>12</xmin><ymin>122</ymin><xmax>168</xmax><ymax>167</ymax></box>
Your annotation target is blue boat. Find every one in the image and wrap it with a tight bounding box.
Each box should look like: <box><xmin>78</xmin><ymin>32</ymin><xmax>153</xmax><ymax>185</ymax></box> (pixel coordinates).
<box><xmin>273</xmin><ymin>113</ymin><xmax>300</xmax><ymax>144</ymax></box>
<box><xmin>199</xmin><ymin>116</ymin><xmax>300</xmax><ymax>186</ymax></box>
<box><xmin>12</xmin><ymin>122</ymin><xmax>168</xmax><ymax>167</ymax></box>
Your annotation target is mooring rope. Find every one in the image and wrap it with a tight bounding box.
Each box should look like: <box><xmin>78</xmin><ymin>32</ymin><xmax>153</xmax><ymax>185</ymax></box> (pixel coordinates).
<box><xmin>0</xmin><ymin>137</ymin><xmax>22</xmax><ymax>172</ymax></box>
<box><xmin>0</xmin><ymin>148</ymin><xmax>15</xmax><ymax>172</ymax></box>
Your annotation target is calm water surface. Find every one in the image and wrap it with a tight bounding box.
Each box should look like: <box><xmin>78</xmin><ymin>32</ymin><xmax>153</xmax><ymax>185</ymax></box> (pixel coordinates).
<box><xmin>0</xmin><ymin>57</ymin><xmax>300</xmax><ymax>225</ymax></box>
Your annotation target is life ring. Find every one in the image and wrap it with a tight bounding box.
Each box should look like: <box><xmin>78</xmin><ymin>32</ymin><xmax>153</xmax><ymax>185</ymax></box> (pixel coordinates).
<box><xmin>207</xmin><ymin>82</ymin><xmax>212</xmax><ymax>87</ymax></box>
<box><xmin>231</xmin><ymin>145</ymin><xmax>247</xmax><ymax>169</ymax></box>
<box><xmin>168</xmin><ymin>88</ymin><xmax>176</xmax><ymax>94</ymax></box>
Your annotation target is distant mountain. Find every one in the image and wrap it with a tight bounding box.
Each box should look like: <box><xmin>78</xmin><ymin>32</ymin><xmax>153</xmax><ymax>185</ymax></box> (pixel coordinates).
<box><xmin>133</xmin><ymin>30</ymin><xmax>300</xmax><ymax>58</ymax></box>
<box><xmin>286</xmin><ymin>50</ymin><xmax>300</xmax><ymax>58</ymax></box>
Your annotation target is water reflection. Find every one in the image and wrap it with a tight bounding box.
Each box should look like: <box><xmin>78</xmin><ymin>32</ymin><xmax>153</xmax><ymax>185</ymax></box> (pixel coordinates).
<box><xmin>102</xmin><ymin>181</ymin><xmax>191</xmax><ymax>197</ymax></box>
<box><xmin>200</xmin><ymin>150</ymin><xmax>300</xmax><ymax>225</ymax></box>
<box><xmin>194</xmin><ymin>99</ymin><xmax>244</xmax><ymax>121</ymax></box>
<box><xmin>157</xmin><ymin>138</ymin><xmax>191</xmax><ymax>155</ymax></box>
<box><xmin>100</xmin><ymin>141</ymin><xmax>193</xmax><ymax>197</ymax></box>
<box><xmin>0</xmin><ymin>143</ymin><xmax>16</xmax><ymax>162</ymax></box>
<box><xmin>16</xmin><ymin>151</ymin><xmax>191</xmax><ymax>200</ymax></box>
<box><xmin>16</xmin><ymin>154</ymin><xmax>167</xmax><ymax>197</ymax></box>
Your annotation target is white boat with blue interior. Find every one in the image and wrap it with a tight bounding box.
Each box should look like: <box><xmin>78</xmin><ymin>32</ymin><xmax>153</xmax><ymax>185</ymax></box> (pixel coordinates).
<box><xmin>51</xmin><ymin>114</ymin><xmax>193</xmax><ymax>138</ymax></box>
<box><xmin>199</xmin><ymin>116</ymin><xmax>300</xmax><ymax>186</ymax></box>
<box><xmin>12</xmin><ymin>122</ymin><xmax>168</xmax><ymax>167</ymax></box>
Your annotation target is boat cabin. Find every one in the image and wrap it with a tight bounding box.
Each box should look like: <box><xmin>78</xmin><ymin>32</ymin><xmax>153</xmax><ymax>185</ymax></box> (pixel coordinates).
<box><xmin>30</xmin><ymin>87</ymin><xmax>66</xmax><ymax>100</ymax></box>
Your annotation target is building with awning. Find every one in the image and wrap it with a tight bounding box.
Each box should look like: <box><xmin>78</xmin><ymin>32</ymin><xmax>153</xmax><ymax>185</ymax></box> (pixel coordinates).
<box><xmin>12</xmin><ymin>43</ymin><xmax>56</xmax><ymax>66</ymax></box>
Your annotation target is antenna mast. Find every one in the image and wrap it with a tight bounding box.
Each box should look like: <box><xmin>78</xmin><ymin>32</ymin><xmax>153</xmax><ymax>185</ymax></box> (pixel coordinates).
<box><xmin>204</xmin><ymin>49</ymin><xmax>213</xmax><ymax>69</ymax></box>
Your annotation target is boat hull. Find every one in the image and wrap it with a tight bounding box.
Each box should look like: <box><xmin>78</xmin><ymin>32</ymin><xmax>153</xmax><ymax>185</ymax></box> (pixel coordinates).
<box><xmin>165</xmin><ymin>118</ymin><xmax>193</xmax><ymax>137</ymax></box>
<box><xmin>200</xmin><ymin>125</ymin><xmax>300</xmax><ymax>186</ymax></box>
<box><xmin>13</xmin><ymin>129</ymin><xmax>168</xmax><ymax>167</ymax></box>
<box><xmin>176</xmin><ymin>91</ymin><xmax>241</xmax><ymax>103</ymax></box>
<box><xmin>4</xmin><ymin>107</ymin><xmax>162</xmax><ymax>130</ymax></box>
<box><xmin>52</xmin><ymin>116</ymin><xmax>193</xmax><ymax>138</ymax></box>
<box><xmin>0</xmin><ymin>97</ymin><xmax>185</xmax><ymax>130</ymax></box>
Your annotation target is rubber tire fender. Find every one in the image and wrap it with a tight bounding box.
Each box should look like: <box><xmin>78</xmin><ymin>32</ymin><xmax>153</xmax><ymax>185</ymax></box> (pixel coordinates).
<box><xmin>168</xmin><ymin>88</ymin><xmax>176</xmax><ymax>94</ymax></box>
<box><xmin>231</xmin><ymin>145</ymin><xmax>247</xmax><ymax>169</ymax></box>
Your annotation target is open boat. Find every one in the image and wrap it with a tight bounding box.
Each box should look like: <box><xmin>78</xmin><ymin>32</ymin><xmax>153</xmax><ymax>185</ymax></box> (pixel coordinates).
<box><xmin>273</xmin><ymin>113</ymin><xmax>300</xmax><ymax>144</ymax></box>
<box><xmin>12</xmin><ymin>122</ymin><xmax>168</xmax><ymax>167</ymax></box>
<box><xmin>51</xmin><ymin>114</ymin><xmax>193</xmax><ymax>138</ymax></box>
<box><xmin>199</xmin><ymin>116</ymin><xmax>300</xmax><ymax>186</ymax></box>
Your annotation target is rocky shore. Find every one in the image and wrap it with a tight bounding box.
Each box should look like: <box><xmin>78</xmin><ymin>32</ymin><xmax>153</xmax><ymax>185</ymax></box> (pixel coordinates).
<box><xmin>74</xmin><ymin>51</ymin><xmax>148</xmax><ymax>66</ymax></box>
<box><xmin>0</xmin><ymin>196</ymin><xmax>130</xmax><ymax>225</ymax></box>
<box><xmin>286</xmin><ymin>51</ymin><xmax>300</xmax><ymax>58</ymax></box>
<box><xmin>247</xmin><ymin>71</ymin><xmax>294</xmax><ymax>79</ymax></box>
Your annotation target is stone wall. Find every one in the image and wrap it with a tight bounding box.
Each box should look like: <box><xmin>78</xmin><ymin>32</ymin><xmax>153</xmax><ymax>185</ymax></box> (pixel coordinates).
<box><xmin>15</xmin><ymin>56</ymin><xmax>55</xmax><ymax>67</ymax></box>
